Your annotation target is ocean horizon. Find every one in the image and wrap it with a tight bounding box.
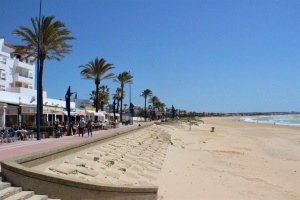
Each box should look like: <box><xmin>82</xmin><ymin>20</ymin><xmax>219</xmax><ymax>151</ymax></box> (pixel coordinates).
<box><xmin>240</xmin><ymin>114</ymin><xmax>300</xmax><ymax>127</ymax></box>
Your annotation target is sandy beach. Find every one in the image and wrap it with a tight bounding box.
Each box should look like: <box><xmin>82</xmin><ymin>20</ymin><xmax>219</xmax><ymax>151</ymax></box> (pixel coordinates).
<box><xmin>157</xmin><ymin>117</ymin><xmax>300</xmax><ymax>200</ymax></box>
<box><xmin>32</xmin><ymin>118</ymin><xmax>300</xmax><ymax>200</ymax></box>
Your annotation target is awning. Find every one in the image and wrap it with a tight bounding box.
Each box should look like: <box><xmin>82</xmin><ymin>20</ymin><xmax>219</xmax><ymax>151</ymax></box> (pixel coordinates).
<box><xmin>95</xmin><ymin>112</ymin><xmax>105</xmax><ymax>117</ymax></box>
<box><xmin>63</xmin><ymin>111</ymin><xmax>77</xmax><ymax>116</ymax></box>
<box><xmin>44</xmin><ymin>110</ymin><xmax>64</xmax><ymax>115</ymax></box>
<box><xmin>21</xmin><ymin>106</ymin><xmax>36</xmax><ymax>114</ymax></box>
<box><xmin>108</xmin><ymin>113</ymin><xmax>120</xmax><ymax>116</ymax></box>
<box><xmin>99</xmin><ymin>111</ymin><xmax>107</xmax><ymax>115</ymax></box>
<box><xmin>86</xmin><ymin>110</ymin><xmax>95</xmax><ymax>115</ymax></box>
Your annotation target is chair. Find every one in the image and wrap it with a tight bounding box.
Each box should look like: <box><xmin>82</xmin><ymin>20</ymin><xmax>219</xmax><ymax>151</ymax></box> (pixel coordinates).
<box><xmin>0</xmin><ymin>132</ymin><xmax>3</xmax><ymax>143</ymax></box>
<box><xmin>1</xmin><ymin>133</ymin><xmax>12</xmax><ymax>143</ymax></box>
<box><xmin>26</xmin><ymin>130</ymin><xmax>34</xmax><ymax>140</ymax></box>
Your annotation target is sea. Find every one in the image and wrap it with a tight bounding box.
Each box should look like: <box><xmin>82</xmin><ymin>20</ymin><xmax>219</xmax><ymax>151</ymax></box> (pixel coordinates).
<box><xmin>240</xmin><ymin>114</ymin><xmax>300</xmax><ymax>127</ymax></box>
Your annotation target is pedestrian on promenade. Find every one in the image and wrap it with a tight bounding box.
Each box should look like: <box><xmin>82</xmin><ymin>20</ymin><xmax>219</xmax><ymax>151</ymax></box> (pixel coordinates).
<box><xmin>87</xmin><ymin>120</ymin><xmax>93</xmax><ymax>137</ymax></box>
<box><xmin>78</xmin><ymin>118</ymin><xmax>86</xmax><ymax>137</ymax></box>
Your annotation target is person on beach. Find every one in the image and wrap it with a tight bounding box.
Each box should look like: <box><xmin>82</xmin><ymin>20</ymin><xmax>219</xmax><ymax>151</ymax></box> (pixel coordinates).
<box><xmin>78</xmin><ymin>118</ymin><xmax>86</xmax><ymax>137</ymax></box>
<box><xmin>87</xmin><ymin>120</ymin><xmax>93</xmax><ymax>137</ymax></box>
<box><xmin>54</xmin><ymin>121</ymin><xmax>60</xmax><ymax>137</ymax></box>
<box><xmin>61</xmin><ymin>122</ymin><xmax>67</xmax><ymax>137</ymax></box>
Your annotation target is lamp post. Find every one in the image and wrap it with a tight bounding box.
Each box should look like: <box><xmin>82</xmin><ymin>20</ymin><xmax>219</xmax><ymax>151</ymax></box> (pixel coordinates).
<box><xmin>36</xmin><ymin>0</ymin><xmax>42</xmax><ymax>140</ymax></box>
<box><xmin>129</xmin><ymin>71</ymin><xmax>132</xmax><ymax>125</ymax></box>
<box><xmin>18</xmin><ymin>97</ymin><xmax>21</xmax><ymax>128</ymax></box>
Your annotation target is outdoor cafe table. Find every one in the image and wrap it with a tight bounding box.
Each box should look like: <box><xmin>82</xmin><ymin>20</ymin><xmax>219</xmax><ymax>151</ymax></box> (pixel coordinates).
<box><xmin>92</xmin><ymin>123</ymin><xmax>103</xmax><ymax>130</ymax></box>
<box><xmin>15</xmin><ymin>130</ymin><xmax>33</xmax><ymax>140</ymax></box>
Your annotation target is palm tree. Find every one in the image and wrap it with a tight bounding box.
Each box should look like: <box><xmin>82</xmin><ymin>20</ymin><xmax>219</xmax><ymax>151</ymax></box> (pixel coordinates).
<box><xmin>112</xmin><ymin>87</ymin><xmax>122</xmax><ymax>113</ymax></box>
<box><xmin>149</xmin><ymin>96</ymin><xmax>160</xmax><ymax>111</ymax></box>
<box><xmin>113</xmin><ymin>71</ymin><xmax>133</xmax><ymax>121</ymax></box>
<box><xmin>89</xmin><ymin>90</ymin><xmax>97</xmax><ymax>107</ymax></box>
<box><xmin>90</xmin><ymin>86</ymin><xmax>110</xmax><ymax>111</ymax></box>
<box><xmin>79</xmin><ymin>57</ymin><xmax>114</xmax><ymax>112</ymax></box>
<box><xmin>140</xmin><ymin>89</ymin><xmax>152</xmax><ymax>121</ymax></box>
<box><xmin>99</xmin><ymin>85</ymin><xmax>110</xmax><ymax>111</ymax></box>
<box><xmin>149</xmin><ymin>96</ymin><xmax>160</xmax><ymax>120</ymax></box>
<box><xmin>13</xmin><ymin>16</ymin><xmax>75</xmax><ymax>120</ymax></box>
<box><xmin>123</xmin><ymin>103</ymin><xmax>128</xmax><ymax>112</ymax></box>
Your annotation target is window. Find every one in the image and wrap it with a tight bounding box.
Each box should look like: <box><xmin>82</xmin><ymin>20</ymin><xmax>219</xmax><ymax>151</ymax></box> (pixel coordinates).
<box><xmin>0</xmin><ymin>56</ymin><xmax>7</xmax><ymax>64</ymax></box>
<box><xmin>0</xmin><ymin>71</ymin><xmax>5</xmax><ymax>80</ymax></box>
<box><xmin>0</xmin><ymin>85</ymin><xmax>5</xmax><ymax>91</ymax></box>
<box><xmin>15</xmin><ymin>82</ymin><xmax>22</xmax><ymax>87</ymax></box>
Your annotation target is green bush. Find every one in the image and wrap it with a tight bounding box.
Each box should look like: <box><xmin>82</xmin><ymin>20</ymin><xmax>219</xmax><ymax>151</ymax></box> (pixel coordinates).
<box><xmin>27</xmin><ymin>126</ymin><xmax>53</xmax><ymax>133</ymax></box>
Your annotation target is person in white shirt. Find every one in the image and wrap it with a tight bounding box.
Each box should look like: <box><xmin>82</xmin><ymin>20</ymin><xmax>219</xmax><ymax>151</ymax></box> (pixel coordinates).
<box><xmin>78</xmin><ymin>118</ymin><xmax>86</xmax><ymax>137</ymax></box>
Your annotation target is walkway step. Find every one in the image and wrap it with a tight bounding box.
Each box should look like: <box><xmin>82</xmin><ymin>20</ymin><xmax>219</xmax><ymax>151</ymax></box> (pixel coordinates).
<box><xmin>5</xmin><ymin>190</ymin><xmax>34</xmax><ymax>200</ymax></box>
<box><xmin>0</xmin><ymin>182</ymin><xmax>10</xmax><ymax>190</ymax></box>
<box><xmin>26</xmin><ymin>194</ymin><xmax>49</xmax><ymax>200</ymax></box>
<box><xmin>0</xmin><ymin>186</ymin><xmax>22</xmax><ymax>199</ymax></box>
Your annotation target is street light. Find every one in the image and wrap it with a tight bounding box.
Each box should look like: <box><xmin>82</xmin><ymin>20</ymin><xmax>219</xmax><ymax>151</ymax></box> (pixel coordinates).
<box><xmin>129</xmin><ymin>71</ymin><xmax>132</xmax><ymax>124</ymax></box>
<box><xmin>36</xmin><ymin>0</ymin><xmax>42</xmax><ymax>140</ymax></box>
<box><xmin>71</xmin><ymin>92</ymin><xmax>78</xmax><ymax>101</ymax></box>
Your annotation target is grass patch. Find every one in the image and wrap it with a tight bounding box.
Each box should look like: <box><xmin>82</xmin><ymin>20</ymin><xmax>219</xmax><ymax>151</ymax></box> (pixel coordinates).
<box><xmin>106</xmin><ymin>160</ymin><xmax>115</xmax><ymax>167</ymax></box>
<box><xmin>119</xmin><ymin>168</ymin><xmax>126</xmax><ymax>173</ymax></box>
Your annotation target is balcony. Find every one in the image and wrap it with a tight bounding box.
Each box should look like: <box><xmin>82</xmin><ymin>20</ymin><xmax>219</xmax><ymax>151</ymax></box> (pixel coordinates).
<box><xmin>0</xmin><ymin>62</ymin><xmax>6</xmax><ymax>71</ymax></box>
<box><xmin>13</xmin><ymin>73</ymin><xmax>34</xmax><ymax>85</ymax></box>
<box><xmin>14</xmin><ymin>59</ymin><xmax>34</xmax><ymax>70</ymax></box>
<box><xmin>6</xmin><ymin>87</ymin><xmax>36</xmax><ymax>96</ymax></box>
<box><xmin>0</xmin><ymin>79</ymin><xmax>6</xmax><ymax>88</ymax></box>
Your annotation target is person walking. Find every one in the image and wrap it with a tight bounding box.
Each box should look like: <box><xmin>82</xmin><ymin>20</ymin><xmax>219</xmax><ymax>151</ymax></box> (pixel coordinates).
<box><xmin>78</xmin><ymin>118</ymin><xmax>86</xmax><ymax>137</ymax></box>
<box><xmin>87</xmin><ymin>120</ymin><xmax>93</xmax><ymax>137</ymax></box>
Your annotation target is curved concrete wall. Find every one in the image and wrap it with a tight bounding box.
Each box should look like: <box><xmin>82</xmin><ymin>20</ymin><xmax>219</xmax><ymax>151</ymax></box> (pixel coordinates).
<box><xmin>1</xmin><ymin>126</ymin><xmax>158</xmax><ymax>200</ymax></box>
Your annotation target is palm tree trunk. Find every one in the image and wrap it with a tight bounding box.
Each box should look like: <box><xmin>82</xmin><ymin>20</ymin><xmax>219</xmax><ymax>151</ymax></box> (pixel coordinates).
<box><xmin>95</xmin><ymin>84</ymin><xmax>99</xmax><ymax>112</ymax></box>
<box><xmin>144</xmin><ymin>97</ymin><xmax>147</xmax><ymax>121</ymax></box>
<box><xmin>120</xmin><ymin>86</ymin><xmax>123</xmax><ymax>122</ymax></box>
<box><xmin>120</xmin><ymin>98</ymin><xmax>123</xmax><ymax>122</ymax></box>
<box><xmin>116</xmin><ymin>100</ymin><xmax>119</xmax><ymax>113</ymax></box>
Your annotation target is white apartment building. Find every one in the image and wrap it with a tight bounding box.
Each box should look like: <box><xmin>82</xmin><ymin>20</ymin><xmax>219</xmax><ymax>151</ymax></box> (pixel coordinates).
<box><xmin>0</xmin><ymin>37</ymin><xmax>75</xmax><ymax>130</ymax></box>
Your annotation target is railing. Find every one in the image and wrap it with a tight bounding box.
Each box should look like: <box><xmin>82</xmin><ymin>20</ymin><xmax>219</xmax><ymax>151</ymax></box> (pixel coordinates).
<box><xmin>14</xmin><ymin>59</ymin><xmax>34</xmax><ymax>70</ymax></box>
<box><xmin>13</xmin><ymin>73</ymin><xmax>34</xmax><ymax>84</ymax></box>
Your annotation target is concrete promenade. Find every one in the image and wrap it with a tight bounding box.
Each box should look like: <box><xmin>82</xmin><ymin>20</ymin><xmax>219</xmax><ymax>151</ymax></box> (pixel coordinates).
<box><xmin>0</xmin><ymin>122</ymin><xmax>154</xmax><ymax>170</ymax></box>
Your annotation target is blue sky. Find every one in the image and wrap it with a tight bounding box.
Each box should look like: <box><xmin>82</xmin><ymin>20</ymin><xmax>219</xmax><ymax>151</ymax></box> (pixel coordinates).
<box><xmin>2</xmin><ymin>0</ymin><xmax>300</xmax><ymax>113</ymax></box>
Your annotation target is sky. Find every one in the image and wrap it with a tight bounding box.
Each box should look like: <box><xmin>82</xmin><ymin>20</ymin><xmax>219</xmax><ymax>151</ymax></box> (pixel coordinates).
<box><xmin>1</xmin><ymin>0</ymin><xmax>300</xmax><ymax>113</ymax></box>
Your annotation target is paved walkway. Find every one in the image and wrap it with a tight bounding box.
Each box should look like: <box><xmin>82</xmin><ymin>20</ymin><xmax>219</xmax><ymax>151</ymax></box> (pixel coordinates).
<box><xmin>0</xmin><ymin>122</ymin><xmax>154</xmax><ymax>171</ymax></box>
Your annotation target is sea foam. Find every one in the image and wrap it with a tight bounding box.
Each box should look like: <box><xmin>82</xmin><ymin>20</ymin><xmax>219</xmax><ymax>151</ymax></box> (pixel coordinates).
<box><xmin>240</xmin><ymin>115</ymin><xmax>300</xmax><ymax>127</ymax></box>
